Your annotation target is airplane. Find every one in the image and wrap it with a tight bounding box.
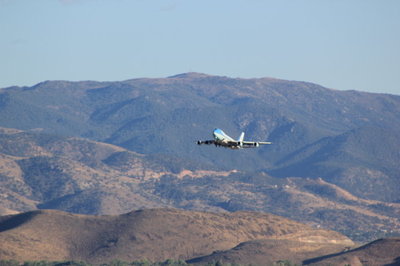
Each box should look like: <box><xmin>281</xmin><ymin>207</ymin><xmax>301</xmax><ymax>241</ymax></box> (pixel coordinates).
<box><xmin>197</xmin><ymin>128</ymin><xmax>272</xmax><ymax>149</ymax></box>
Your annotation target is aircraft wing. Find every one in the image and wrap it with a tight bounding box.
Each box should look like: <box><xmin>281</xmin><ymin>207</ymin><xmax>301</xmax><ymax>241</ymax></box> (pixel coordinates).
<box><xmin>197</xmin><ymin>140</ymin><xmax>216</xmax><ymax>145</ymax></box>
<box><xmin>257</xmin><ymin>141</ymin><xmax>272</xmax><ymax>145</ymax></box>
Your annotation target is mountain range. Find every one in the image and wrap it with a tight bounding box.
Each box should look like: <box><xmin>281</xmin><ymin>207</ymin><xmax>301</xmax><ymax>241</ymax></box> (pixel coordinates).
<box><xmin>1</xmin><ymin>73</ymin><xmax>399</xmax><ymax>182</ymax></box>
<box><xmin>1</xmin><ymin>73</ymin><xmax>400</xmax><ymax>245</ymax></box>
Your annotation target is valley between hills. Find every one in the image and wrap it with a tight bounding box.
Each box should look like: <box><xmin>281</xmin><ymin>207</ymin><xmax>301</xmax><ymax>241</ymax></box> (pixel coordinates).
<box><xmin>1</xmin><ymin>73</ymin><xmax>400</xmax><ymax>264</ymax></box>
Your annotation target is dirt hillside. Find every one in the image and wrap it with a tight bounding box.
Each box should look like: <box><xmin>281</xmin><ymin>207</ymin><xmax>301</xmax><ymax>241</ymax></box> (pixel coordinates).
<box><xmin>0</xmin><ymin>208</ymin><xmax>354</xmax><ymax>264</ymax></box>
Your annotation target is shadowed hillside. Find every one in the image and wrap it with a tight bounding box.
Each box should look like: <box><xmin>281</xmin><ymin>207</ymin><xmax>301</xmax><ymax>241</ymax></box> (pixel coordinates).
<box><xmin>188</xmin><ymin>238</ymin><xmax>350</xmax><ymax>266</ymax></box>
<box><xmin>189</xmin><ymin>237</ymin><xmax>400</xmax><ymax>266</ymax></box>
<box><xmin>304</xmin><ymin>237</ymin><xmax>400</xmax><ymax>265</ymax></box>
<box><xmin>0</xmin><ymin>209</ymin><xmax>354</xmax><ymax>264</ymax></box>
<box><xmin>270</xmin><ymin>125</ymin><xmax>400</xmax><ymax>202</ymax></box>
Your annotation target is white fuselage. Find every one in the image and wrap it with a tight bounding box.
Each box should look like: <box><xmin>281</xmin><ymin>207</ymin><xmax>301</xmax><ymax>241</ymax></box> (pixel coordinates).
<box><xmin>197</xmin><ymin>128</ymin><xmax>271</xmax><ymax>149</ymax></box>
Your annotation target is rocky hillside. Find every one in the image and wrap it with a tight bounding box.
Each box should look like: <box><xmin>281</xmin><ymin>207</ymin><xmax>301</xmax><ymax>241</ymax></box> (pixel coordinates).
<box><xmin>0</xmin><ymin>209</ymin><xmax>354</xmax><ymax>264</ymax></box>
<box><xmin>1</xmin><ymin>127</ymin><xmax>399</xmax><ymax>242</ymax></box>
<box><xmin>0</xmin><ymin>127</ymin><xmax>220</xmax><ymax>215</ymax></box>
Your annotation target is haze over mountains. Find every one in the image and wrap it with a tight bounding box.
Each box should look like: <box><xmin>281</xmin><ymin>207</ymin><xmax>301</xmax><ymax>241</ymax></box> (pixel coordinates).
<box><xmin>1</xmin><ymin>73</ymin><xmax>400</xmax><ymax>260</ymax></box>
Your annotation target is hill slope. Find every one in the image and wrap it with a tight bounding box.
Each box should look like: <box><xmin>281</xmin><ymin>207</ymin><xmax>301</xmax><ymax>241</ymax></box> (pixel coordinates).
<box><xmin>189</xmin><ymin>237</ymin><xmax>400</xmax><ymax>266</ymax></box>
<box><xmin>1</xmin><ymin>127</ymin><xmax>399</xmax><ymax>242</ymax></box>
<box><xmin>1</xmin><ymin>73</ymin><xmax>399</xmax><ymax>203</ymax></box>
<box><xmin>0</xmin><ymin>127</ymin><xmax>226</xmax><ymax>216</ymax></box>
<box><xmin>0</xmin><ymin>209</ymin><xmax>354</xmax><ymax>264</ymax></box>
<box><xmin>304</xmin><ymin>237</ymin><xmax>400</xmax><ymax>265</ymax></box>
<box><xmin>188</xmin><ymin>237</ymin><xmax>352</xmax><ymax>266</ymax></box>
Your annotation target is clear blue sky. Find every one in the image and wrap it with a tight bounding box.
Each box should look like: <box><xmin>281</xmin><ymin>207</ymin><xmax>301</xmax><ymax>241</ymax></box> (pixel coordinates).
<box><xmin>1</xmin><ymin>0</ymin><xmax>400</xmax><ymax>94</ymax></box>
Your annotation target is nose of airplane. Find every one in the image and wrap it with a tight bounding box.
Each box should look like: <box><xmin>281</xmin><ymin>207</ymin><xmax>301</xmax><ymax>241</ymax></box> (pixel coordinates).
<box><xmin>212</xmin><ymin>128</ymin><xmax>218</xmax><ymax>138</ymax></box>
